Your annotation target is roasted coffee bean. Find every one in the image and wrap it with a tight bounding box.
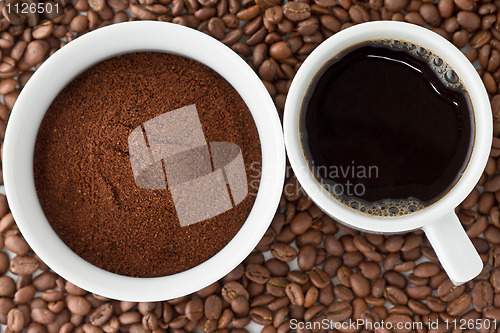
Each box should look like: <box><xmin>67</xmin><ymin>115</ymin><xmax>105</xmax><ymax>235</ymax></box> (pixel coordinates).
<box><xmin>472</xmin><ymin>281</ymin><xmax>493</xmax><ymax>311</ymax></box>
<box><xmin>31</xmin><ymin>308</ymin><xmax>54</xmax><ymax>324</ymax></box>
<box><xmin>342</xmin><ymin>251</ymin><xmax>364</xmax><ymax>267</ymax></box>
<box><xmin>4</xmin><ymin>235</ymin><xmax>29</xmax><ymax>256</ymax></box>
<box><xmin>221</xmin><ymin>281</ymin><xmax>248</xmax><ymax>304</ymax></box>
<box><xmin>438</xmin><ymin>279</ymin><xmax>466</xmax><ymax>302</ymax></box>
<box><xmin>447</xmin><ymin>293</ymin><xmax>471</xmax><ymax>316</ymax></box>
<box><xmin>285</xmin><ymin>283</ymin><xmax>304</xmax><ymax>306</ymax></box>
<box><xmin>230</xmin><ymin>296</ymin><xmax>249</xmax><ymax>316</ymax></box>
<box><xmin>88</xmin><ymin>303</ymin><xmax>113</xmax><ymax>326</ymax></box>
<box><xmin>384</xmin><ymin>286</ymin><xmax>408</xmax><ymax>305</ymax></box>
<box><xmin>184</xmin><ymin>298</ymin><xmax>203</xmax><ymax>322</ymax></box>
<box><xmin>326</xmin><ymin>301</ymin><xmax>352</xmax><ymax>322</ymax></box>
<box><xmin>350</xmin><ymin>272</ymin><xmax>371</xmax><ymax>297</ymax></box>
<box><xmin>66</xmin><ymin>295</ymin><xmax>92</xmax><ymax>316</ymax></box>
<box><xmin>323</xmin><ymin>256</ymin><xmax>341</xmax><ymax>278</ymax></box>
<box><xmin>7</xmin><ymin>308</ymin><xmax>24</xmax><ymax>332</ymax></box>
<box><xmin>10</xmin><ymin>256</ymin><xmax>38</xmax><ymax>275</ymax></box>
<box><xmin>383</xmin><ymin>271</ymin><xmax>406</xmax><ymax>289</ymax></box>
<box><xmin>413</xmin><ymin>262</ymin><xmax>441</xmax><ymax>278</ymax></box>
<box><xmin>271</xmin><ymin>243</ymin><xmax>297</xmax><ymax>262</ymax></box>
<box><xmin>0</xmin><ymin>276</ymin><xmax>16</xmax><ymax>296</ymax></box>
<box><xmin>204</xmin><ymin>295</ymin><xmax>222</xmax><ymax>319</ymax></box>
<box><xmin>249</xmin><ymin>307</ymin><xmax>273</xmax><ymax>326</ymax></box>
<box><xmin>283</xmin><ymin>2</ymin><xmax>310</xmax><ymax>21</ymax></box>
<box><xmin>266</xmin><ymin>277</ymin><xmax>288</xmax><ymax>297</ymax></box>
<box><xmin>208</xmin><ymin>17</ymin><xmax>226</xmax><ymax>39</ymax></box>
<box><xmin>297</xmin><ymin>245</ymin><xmax>316</xmax><ymax>271</ymax></box>
<box><xmin>457</xmin><ymin>11</ymin><xmax>481</xmax><ymax>31</ymax></box>
<box><xmin>420</xmin><ymin>4</ymin><xmax>441</xmax><ymax>26</ymax></box>
<box><xmin>265</xmin><ymin>258</ymin><xmax>290</xmax><ymax>276</ymax></box>
<box><xmin>385</xmin><ymin>0</ymin><xmax>409</xmax><ymax>11</ymax></box>
<box><xmin>349</xmin><ymin>5</ymin><xmax>369</xmax><ymax>23</ymax></box>
<box><xmin>245</xmin><ymin>264</ymin><xmax>270</xmax><ymax>284</ymax></box>
<box><xmin>310</xmin><ymin>268</ymin><xmax>330</xmax><ymax>289</ymax></box>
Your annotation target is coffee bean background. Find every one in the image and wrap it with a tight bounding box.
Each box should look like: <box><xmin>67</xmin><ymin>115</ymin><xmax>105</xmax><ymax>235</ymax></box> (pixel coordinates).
<box><xmin>0</xmin><ymin>0</ymin><xmax>499</xmax><ymax>332</ymax></box>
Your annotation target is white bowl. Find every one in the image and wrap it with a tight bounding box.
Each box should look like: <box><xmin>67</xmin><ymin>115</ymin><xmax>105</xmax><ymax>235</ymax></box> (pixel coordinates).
<box><xmin>3</xmin><ymin>21</ymin><xmax>286</xmax><ymax>301</ymax></box>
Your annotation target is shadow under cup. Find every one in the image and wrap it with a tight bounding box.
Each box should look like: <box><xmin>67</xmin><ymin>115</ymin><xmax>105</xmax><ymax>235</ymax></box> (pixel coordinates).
<box><xmin>299</xmin><ymin>38</ymin><xmax>475</xmax><ymax>219</ymax></box>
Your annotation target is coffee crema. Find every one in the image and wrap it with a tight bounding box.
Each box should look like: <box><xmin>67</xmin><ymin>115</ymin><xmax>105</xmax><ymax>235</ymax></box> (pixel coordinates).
<box><xmin>300</xmin><ymin>40</ymin><xmax>474</xmax><ymax>217</ymax></box>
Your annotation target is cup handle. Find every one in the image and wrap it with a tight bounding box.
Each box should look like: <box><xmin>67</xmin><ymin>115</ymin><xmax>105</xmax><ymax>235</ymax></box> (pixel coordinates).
<box><xmin>422</xmin><ymin>212</ymin><xmax>483</xmax><ymax>285</ymax></box>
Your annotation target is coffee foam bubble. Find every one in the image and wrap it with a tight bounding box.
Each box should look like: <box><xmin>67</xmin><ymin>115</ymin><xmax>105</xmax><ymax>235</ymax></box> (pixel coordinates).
<box><xmin>371</xmin><ymin>38</ymin><xmax>465</xmax><ymax>91</ymax></box>
<box><xmin>339</xmin><ymin>197</ymin><xmax>426</xmax><ymax>217</ymax></box>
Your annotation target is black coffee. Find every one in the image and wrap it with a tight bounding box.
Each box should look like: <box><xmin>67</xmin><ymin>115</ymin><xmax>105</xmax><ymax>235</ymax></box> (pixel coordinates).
<box><xmin>300</xmin><ymin>40</ymin><xmax>473</xmax><ymax>217</ymax></box>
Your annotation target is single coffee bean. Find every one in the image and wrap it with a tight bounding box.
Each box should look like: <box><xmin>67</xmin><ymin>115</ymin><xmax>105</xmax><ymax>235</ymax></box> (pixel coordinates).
<box><xmin>454</xmin><ymin>0</ymin><xmax>474</xmax><ymax>11</ymax></box>
<box><xmin>266</xmin><ymin>258</ymin><xmax>290</xmax><ymax>276</ymax></box>
<box><xmin>420</xmin><ymin>4</ymin><xmax>441</xmax><ymax>27</ymax></box>
<box><xmin>348</xmin><ymin>4</ymin><xmax>369</xmax><ymax>23</ymax></box>
<box><xmin>394</xmin><ymin>261</ymin><xmax>416</xmax><ymax>273</ymax></box>
<box><xmin>245</xmin><ymin>264</ymin><xmax>270</xmax><ymax>284</ymax></box>
<box><xmin>472</xmin><ymin>281</ymin><xmax>493</xmax><ymax>312</ymax></box>
<box><xmin>88</xmin><ymin>303</ymin><xmax>113</xmax><ymax>326</ymax></box>
<box><xmin>66</xmin><ymin>295</ymin><xmax>92</xmax><ymax>316</ymax></box>
<box><xmin>231</xmin><ymin>295</ymin><xmax>249</xmax><ymax>316</ymax></box>
<box><xmin>287</xmin><ymin>270</ymin><xmax>309</xmax><ymax>285</ymax></box>
<box><xmin>384</xmin><ymin>286</ymin><xmax>408</xmax><ymax>305</ymax></box>
<box><xmin>406</xmin><ymin>286</ymin><xmax>432</xmax><ymax>300</ymax></box>
<box><xmin>268</xmin><ymin>297</ymin><xmax>290</xmax><ymax>312</ymax></box>
<box><xmin>0</xmin><ymin>276</ymin><xmax>16</xmax><ymax>296</ymax></box>
<box><xmin>290</xmin><ymin>212</ymin><xmax>313</xmax><ymax>235</ymax></box>
<box><xmin>31</xmin><ymin>308</ymin><xmax>55</xmax><ymax>324</ymax></box>
<box><xmin>457</xmin><ymin>11</ymin><xmax>481</xmax><ymax>32</ymax></box>
<box><xmin>438</xmin><ymin>0</ymin><xmax>454</xmax><ymax>18</ymax></box>
<box><xmin>269</xmin><ymin>41</ymin><xmax>292</xmax><ymax>60</ymax></box>
<box><xmin>285</xmin><ymin>283</ymin><xmax>304</xmax><ymax>306</ymax></box>
<box><xmin>304</xmin><ymin>286</ymin><xmax>319</xmax><ymax>308</ymax></box>
<box><xmin>383</xmin><ymin>271</ymin><xmax>406</xmax><ymax>289</ymax></box>
<box><xmin>342</xmin><ymin>251</ymin><xmax>364</xmax><ymax>267</ymax></box>
<box><xmin>384</xmin><ymin>0</ymin><xmax>409</xmax><ymax>12</ymax></box>
<box><xmin>297</xmin><ymin>245</ymin><xmax>316</xmax><ymax>271</ymax></box>
<box><xmin>485</xmin><ymin>308</ymin><xmax>500</xmax><ymax>320</ymax></box>
<box><xmin>270</xmin><ymin>243</ymin><xmax>297</xmax><ymax>262</ymax></box>
<box><xmin>470</xmin><ymin>30</ymin><xmax>491</xmax><ymax>49</ymax></box>
<box><xmin>323</xmin><ymin>257</ymin><xmax>341</xmax><ymax>277</ymax></box>
<box><xmin>350</xmin><ymin>272</ymin><xmax>371</xmax><ymax>297</ymax></box>
<box><xmin>359</xmin><ymin>261</ymin><xmax>381</xmax><ymax>279</ymax></box>
<box><xmin>222</xmin><ymin>281</ymin><xmax>249</xmax><ymax>303</ymax></box>
<box><xmin>413</xmin><ymin>262</ymin><xmax>441</xmax><ymax>278</ymax></box>
<box><xmin>184</xmin><ymin>298</ymin><xmax>203</xmax><ymax>321</ymax></box>
<box><xmin>7</xmin><ymin>308</ymin><xmax>24</xmax><ymax>332</ymax></box>
<box><xmin>283</xmin><ymin>2</ymin><xmax>310</xmax><ymax>21</ymax></box>
<box><xmin>447</xmin><ymin>293</ymin><xmax>471</xmax><ymax>316</ymax></box>
<box><xmin>334</xmin><ymin>285</ymin><xmax>354</xmax><ymax>302</ymax></box>
<box><xmin>41</xmin><ymin>289</ymin><xmax>64</xmax><ymax>302</ymax></box>
<box><xmin>412</xmin><ymin>274</ymin><xmax>433</xmax><ymax>287</ymax></box>
<box><xmin>249</xmin><ymin>307</ymin><xmax>273</xmax><ymax>326</ymax></box>
<box><xmin>266</xmin><ymin>277</ymin><xmax>288</xmax><ymax>297</ymax></box>
<box><xmin>204</xmin><ymin>295</ymin><xmax>222</xmax><ymax>319</ymax></box>
<box><xmin>10</xmin><ymin>256</ymin><xmax>39</xmax><ymax>275</ymax></box>
<box><xmin>325</xmin><ymin>301</ymin><xmax>352</xmax><ymax>322</ymax></box>
<box><xmin>14</xmin><ymin>285</ymin><xmax>36</xmax><ymax>304</ymax></box>
<box><xmin>385</xmin><ymin>236</ymin><xmax>404</xmax><ymax>252</ymax></box>
<box><xmin>309</xmin><ymin>268</ymin><xmax>330</xmax><ymax>289</ymax></box>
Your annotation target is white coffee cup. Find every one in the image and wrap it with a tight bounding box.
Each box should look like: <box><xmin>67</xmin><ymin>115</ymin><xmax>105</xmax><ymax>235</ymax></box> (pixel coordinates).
<box><xmin>3</xmin><ymin>21</ymin><xmax>286</xmax><ymax>301</ymax></box>
<box><xmin>284</xmin><ymin>21</ymin><xmax>492</xmax><ymax>285</ymax></box>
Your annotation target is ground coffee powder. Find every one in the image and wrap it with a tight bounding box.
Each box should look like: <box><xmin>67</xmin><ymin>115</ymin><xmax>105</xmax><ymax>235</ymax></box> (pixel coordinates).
<box><xmin>33</xmin><ymin>52</ymin><xmax>261</xmax><ymax>277</ymax></box>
